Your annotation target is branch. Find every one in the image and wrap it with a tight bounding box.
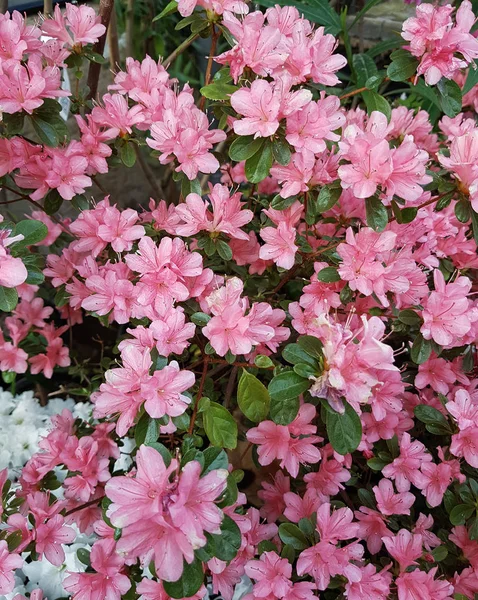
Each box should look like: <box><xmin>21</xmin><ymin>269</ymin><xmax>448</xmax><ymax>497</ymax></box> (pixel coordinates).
<box><xmin>87</xmin><ymin>0</ymin><xmax>116</xmax><ymax>101</ymax></box>
<box><xmin>134</xmin><ymin>145</ymin><xmax>166</xmax><ymax>200</ymax></box>
<box><xmin>163</xmin><ymin>33</ymin><xmax>200</xmax><ymax>70</ymax></box>
<box><xmin>188</xmin><ymin>356</ymin><xmax>210</xmax><ymax>434</ymax></box>
<box><xmin>199</xmin><ymin>26</ymin><xmax>218</xmax><ymax>111</ymax></box>
<box><xmin>64</xmin><ymin>496</ymin><xmax>105</xmax><ymax>517</ymax></box>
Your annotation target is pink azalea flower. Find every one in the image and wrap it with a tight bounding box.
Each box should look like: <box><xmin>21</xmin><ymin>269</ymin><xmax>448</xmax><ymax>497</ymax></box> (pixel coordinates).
<box><xmin>344</xmin><ymin>564</ymin><xmax>392</xmax><ymax>600</ymax></box>
<box><xmin>382</xmin><ymin>529</ymin><xmax>423</xmax><ymax>570</ymax></box>
<box><xmin>34</xmin><ymin>514</ymin><xmax>76</xmax><ymax>566</ymax></box>
<box><xmin>259</xmin><ymin>222</ymin><xmax>298</xmax><ymax>270</ymax></box>
<box><xmin>0</xmin><ymin>541</ymin><xmax>23</xmax><ymax>594</ymax></box>
<box><xmin>396</xmin><ymin>567</ymin><xmax>454</xmax><ymax>600</ymax></box>
<box><xmin>231</xmin><ymin>80</ymin><xmax>281</xmax><ymax>138</ymax></box>
<box><xmin>42</xmin><ymin>4</ymin><xmax>106</xmax><ymax>47</ymax></box>
<box><xmin>373</xmin><ymin>478</ymin><xmax>415</xmax><ymax>516</ymax></box>
<box><xmin>245</xmin><ymin>552</ymin><xmax>292</xmax><ymax>598</ymax></box>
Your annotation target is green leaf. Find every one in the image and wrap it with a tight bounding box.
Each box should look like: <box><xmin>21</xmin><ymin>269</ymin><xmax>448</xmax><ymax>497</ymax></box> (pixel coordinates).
<box><xmin>120</xmin><ymin>143</ymin><xmax>136</xmax><ymax>167</ymax></box>
<box><xmin>255</xmin><ymin>355</ymin><xmax>274</xmax><ymax>368</ymax></box>
<box><xmin>268</xmin><ymin>371</ymin><xmax>310</xmax><ymax>402</ymax></box>
<box><xmin>146</xmin><ymin>442</ymin><xmax>172</xmax><ymax>467</ymax></box>
<box><xmin>14</xmin><ymin>220</ymin><xmax>48</xmax><ymax>247</ymax></box>
<box><xmin>463</xmin><ymin>60</ymin><xmax>478</xmax><ymax>94</ymax></box>
<box><xmin>365</xmin><ymin>196</ymin><xmax>388</xmax><ymax>230</ymax></box>
<box><xmin>83</xmin><ymin>50</ymin><xmax>107</xmax><ymax>64</ymax></box>
<box><xmin>135</xmin><ymin>413</ymin><xmax>159</xmax><ymax>447</ymax></box>
<box><xmin>313</xmin><ymin>183</ymin><xmax>342</xmax><ymax>214</ymax></box>
<box><xmin>278</xmin><ymin>523</ymin><xmax>308</xmax><ymax>550</ymax></box>
<box><xmin>76</xmin><ymin>548</ymin><xmax>91</xmax><ymax>566</ymax></box>
<box><xmin>353</xmin><ymin>53</ymin><xmax>378</xmax><ymax>87</ymax></box>
<box><xmin>471</xmin><ymin>207</ymin><xmax>478</xmax><ymax>245</ymax></box>
<box><xmin>362</xmin><ymin>90</ymin><xmax>391</xmax><ymax>122</ymax></box>
<box><xmin>297</xmin><ymin>335</ymin><xmax>324</xmax><ymax>359</ymax></box>
<box><xmin>270</xmin><ymin>394</ymin><xmax>300</xmax><ymax>425</ymax></box>
<box><xmin>245</xmin><ymin>142</ymin><xmax>273</xmax><ymax>183</ymax></box>
<box><xmin>43</xmin><ymin>190</ymin><xmax>64</xmax><ymax>215</ymax></box>
<box><xmin>437</xmin><ymin>78</ymin><xmax>462</xmax><ymax>118</ymax></box>
<box><xmin>410</xmin><ymin>333</ymin><xmax>432</xmax><ymax>365</ymax></box>
<box><xmin>216</xmin><ymin>240</ymin><xmax>233</xmax><ymax>261</ymax></box>
<box><xmin>431</xmin><ymin>545</ymin><xmax>448</xmax><ymax>562</ymax></box>
<box><xmin>455</xmin><ymin>199</ymin><xmax>471</xmax><ymax>223</ymax></box>
<box><xmin>191</xmin><ymin>312</ymin><xmax>211</xmax><ymax>326</ymax></box>
<box><xmin>282</xmin><ymin>344</ymin><xmax>319</xmax><ymax>369</ymax></box>
<box><xmin>272</xmin><ymin>138</ymin><xmax>292</xmax><ymax>166</ymax></box>
<box><xmin>209</xmin><ymin>515</ymin><xmax>242</xmax><ymax>561</ymax></box>
<box><xmin>387</xmin><ymin>49</ymin><xmax>419</xmax><ymax>82</ymax></box>
<box><xmin>0</xmin><ymin>287</ymin><xmax>18</xmax><ymax>312</ymax></box>
<box><xmin>203</xmin><ymin>402</ymin><xmax>238</xmax><ymax>449</ymax></box>
<box><xmin>398</xmin><ymin>309</ymin><xmax>422</xmax><ymax>327</ymax></box>
<box><xmin>237</xmin><ymin>369</ymin><xmax>270</xmax><ymax>423</ymax></box>
<box><xmin>367</xmin><ymin>457</ymin><xmax>391</xmax><ymax>471</ymax></box>
<box><xmin>229</xmin><ymin>136</ymin><xmax>264</xmax><ymax>162</ymax></box>
<box><xmin>200</xmin><ymin>82</ymin><xmax>238</xmax><ymax>100</ymax></box>
<box><xmin>449</xmin><ymin>504</ymin><xmax>475</xmax><ymax>526</ymax></box>
<box><xmin>317</xmin><ymin>266</ymin><xmax>341</xmax><ymax>283</ymax></box>
<box><xmin>202</xmin><ymin>447</ymin><xmax>229</xmax><ymax>474</ymax></box>
<box><xmin>163</xmin><ymin>556</ymin><xmax>204</xmax><ymax>598</ymax></box>
<box><xmin>153</xmin><ymin>0</ymin><xmax>177</xmax><ymax>20</ymax></box>
<box><xmin>26</xmin><ymin>268</ymin><xmax>45</xmax><ymax>285</ymax></box>
<box><xmin>256</xmin><ymin>0</ymin><xmax>341</xmax><ymax>34</ymax></box>
<box><xmin>414</xmin><ymin>405</ymin><xmax>450</xmax><ymax>427</ymax></box>
<box><xmin>326</xmin><ymin>400</ymin><xmax>362</xmax><ymax>455</ymax></box>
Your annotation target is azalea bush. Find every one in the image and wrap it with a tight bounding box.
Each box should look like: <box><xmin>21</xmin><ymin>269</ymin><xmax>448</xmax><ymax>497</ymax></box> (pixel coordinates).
<box><xmin>1</xmin><ymin>0</ymin><xmax>478</xmax><ymax>599</ymax></box>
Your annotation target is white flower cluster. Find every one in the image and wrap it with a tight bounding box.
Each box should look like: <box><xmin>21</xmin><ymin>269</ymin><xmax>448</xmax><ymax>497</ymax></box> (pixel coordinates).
<box><xmin>0</xmin><ymin>389</ymin><xmax>89</xmax><ymax>477</ymax></box>
<box><xmin>0</xmin><ymin>390</ymin><xmax>92</xmax><ymax>600</ymax></box>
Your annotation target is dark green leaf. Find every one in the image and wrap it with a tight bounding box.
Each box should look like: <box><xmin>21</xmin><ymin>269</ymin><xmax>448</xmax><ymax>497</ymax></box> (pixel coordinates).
<box><xmin>43</xmin><ymin>190</ymin><xmax>64</xmax><ymax>215</ymax></box>
<box><xmin>14</xmin><ymin>220</ymin><xmax>48</xmax><ymax>247</ymax></box>
<box><xmin>297</xmin><ymin>335</ymin><xmax>324</xmax><ymax>359</ymax></box>
<box><xmin>449</xmin><ymin>504</ymin><xmax>475</xmax><ymax>526</ymax></box>
<box><xmin>437</xmin><ymin>78</ymin><xmax>462</xmax><ymax>118</ymax></box>
<box><xmin>398</xmin><ymin>309</ymin><xmax>422</xmax><ymax>327</ymax></box>
<box><xmin>229</xmin><ymin>136</ymin><xmax>264</xmax><ymax>162</ymax></box>
<box><xmin>326</xmin><ymin>400</ymin><xmax>362</xmax><ymax>455</ymax></box>
<box><xmin>202</xmin><ymin>447</ymin><xmax>229</xmax><ymax>474</ymax></box>
<box><xmin>237</xmin><ymin>369</ymin><xmax>270</xmax><ymax>423</ymax></box>
<box><xmin>146</xmin><ymin>442</ymin><xmax>172</xmax><ymax>467</ymax></box>
<box><xmin>153</xmin><ymin>0</ymin><xmax>177</xmax><ymax>20</ymax></box>
<box><xmin>270</xmin><ymin>394</ymin><xmax>300</xmax><ymax>425</ymax></box>
<box><xmin>278</xmin><ymin>523</ymin><xmax>308</xmax><ymax>550</ymax></box>
<box><xmin>410</xmin><ymin>333</ymin><xmax>432</xmax><ymax>364</ymax></box>
<box><xmin>217</xmin><ymin>240</ymin><xmax>233</xmax><ymax>261</ymax></box>
<box><xmin>77</xmin><ymin>548</ymin><xmax>91</xmax><ymax>566</ymax></box>
<box><xmin>353</xmin><ymin>53</ymin><xmax>378</xmax><ymax>86</ymax></box>
<box><xmin>255</xmin><ymin>355</ymin><xmax>274</xmax><ymax>368</ymax></box>
<box><xmin>365</xmin><ymin>195</ymin><xmax>388</xmax><ymax>230</ymax></box>
<box><xmin>163</xmin><ymin>556</ymin><xmax>204</xmax><ymax>598</ymax></box>
<box><xmin>387</xmin><ymin>49</ymin><xmax>419</xmax><ymax>82</ymax></box>
<box><xmin>362</xmin><ymin>90</ymin><xmax>391</xmax><ymax>122</ymax></box>
<box><xmin>463</xmin><ymin>60</ymin><xmax>478</xmax><ymax>94</ymax></box>
<box><xmin>245</xmin><ymin>142</ymin><xmax>273</xmax><ymax>183</ymax></box>
<box><xmin>120</xmin><ymin>143</ymin><xmax>136</xmax><ymax>167</ymax></box>
<box><xmin>282</xmin><ymin>344</ymin><xmax>318</xmax><ymax>369</ymax></box>
<box><xmin>200</xmin><ymin>82</ymin><xmax>238</xmax><ymax>100</ymax></box>
<box><xmin>135</xmin><ymin>413</ymin><xmax>159</xmax><ymax>446</ymax></box>
<box><xmin>317</xmin><ymin>266</ymin><xmax>341</xmax><ymax>283</ymax></box>
<box><xmin>0</xmin><ymin>286</ymin><xmax>18</xmax><ymax>312</ymax></box>
<box><xmin>431</xmin><ymin>545</ymin><xmax>448</xmax><ymax>562</ymax></box>
<box><xmin>313</xmin><ymin>183</ymin><xmax>342</xmax><ymax>214</ymax></box>
<box><xmin>203</xmin><ymin>402</ymin><xmax>238</xmax><ymax>449</ymax></box>
<box><xmin>210</xmin><ymin>515</ymin><xmax>242</xmax><ymax>561</ymax></box>
<box><xmin>191</xmin><ymin>312</ymin><xmax>211</xmax><ymax>326</ymax></box>
<box><xmin>272</xmin><ymin>138</ymin><xmax>292</xmax><ymax>166</ymax></box>
<box><xmin>455</xmin><ymin>199</ymin><xmax>471</xmax><ymax>223</ymax></box>
<box><xmin>414</xmin><ymin>405</ymin><xmax>450</xmax><ymax>427</ymax></box>
<box><xmin>268</xmin><ymin>371</ymin><xmax>310</xmax><ymax>402</ymax></box>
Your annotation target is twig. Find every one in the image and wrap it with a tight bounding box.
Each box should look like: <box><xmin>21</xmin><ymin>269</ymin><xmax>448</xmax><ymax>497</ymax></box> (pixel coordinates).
<box><xmin>134</xmin><ymin>145</ymin><xmax>166</xmax><ymax>199</ymax></box>
<box><xmin>188</xmin><ymin>356</ymin><xmax>210</xmax><ymax>434</ymax></box>
<box><xmin>163</xmin><ymin>33</ymin><xmax>200</xmax><ymax>70</ymax></box>
<box><xmin>43</xmin><ymin>0</ymin><xmax>52</xmax><ymax>16</ymax></box>
<box><xmin>107</xmin><ymin>7</ymin><xmax>121</xmax><ymax>74</ymax></box>
<box><xmin>199</xmin><ymin>26</ymin><xmax>218</xmax><ymax>111</ymax></box>
<box><xmin>64</xmin><ymin>496</ymin><xmax>105</xmax><ymax>517</ymax></box>
<box><xmin>339</xmin><ymin>86</ymin><xmax>368</xmax><ymax>100</ymax></box>
<box><xmin>125</xmin><ymin>0</ymin><xmax>134</xmax><ymax>58</ymax></box>
<box><xmin>0</xmin><ymin>184</ymin><xmax>64</xmax><ymax>227</ymax></box>
<box><xmin>87</xmin><ymin>0</ymin><xmax>116</xmax><ymax>101</ymax></box>
<box><xmin>389</xmin><ymin>190</ymin><xmax>454</xmax><ymax>223</ymax></box>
